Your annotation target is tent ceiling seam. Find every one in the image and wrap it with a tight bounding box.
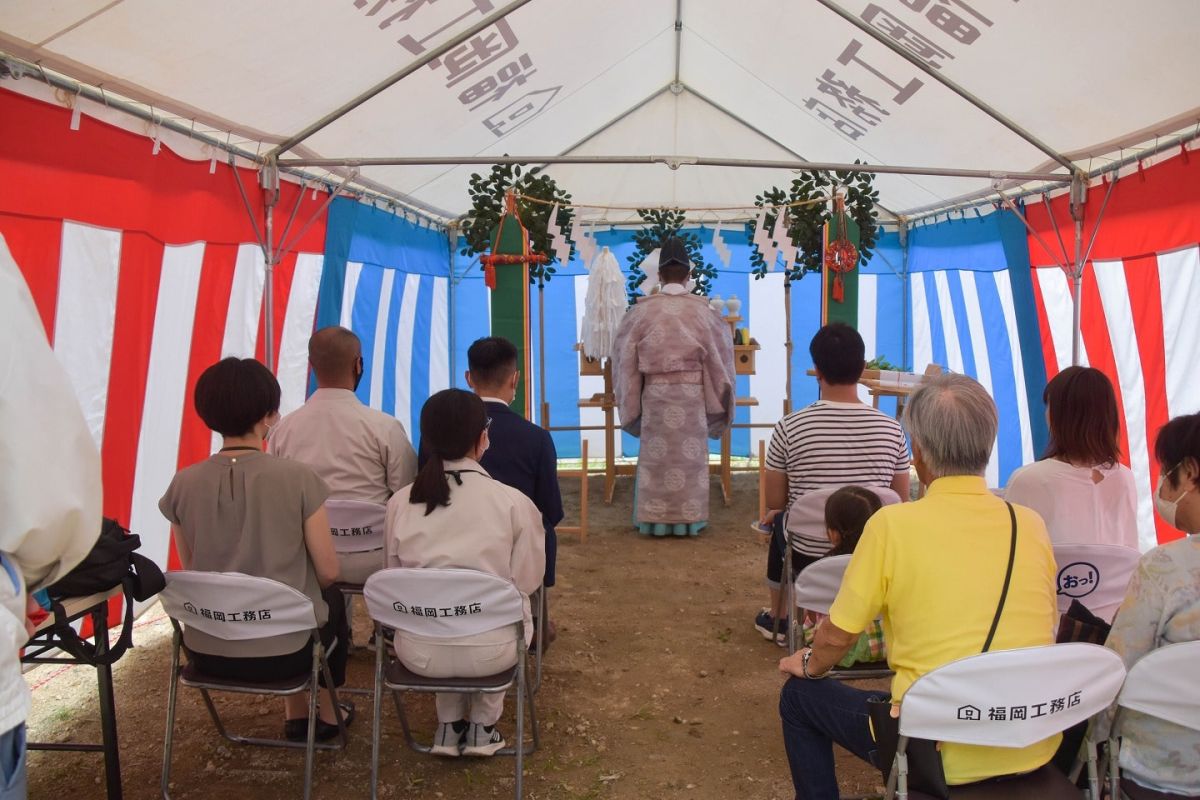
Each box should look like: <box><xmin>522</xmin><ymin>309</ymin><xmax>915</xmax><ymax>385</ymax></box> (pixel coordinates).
<box><xmin>684</xmin><ymin>25</ymin><xmax>954</xmax><ymax>210</ymax></box>
<box><xmin>683</xmin><ymin>84</ymin><xmax>902</xmax><ymax>220</ymax></box>
<box><xmin>390</xmin><ymin>22</ymin><xmax>675</xmax><ymax>207</ymax></box>
<box><xmin>34</xmin><ymin>0</ymin><xmax>124</xmax><ymax>48</ymax></box>
<box><xmin>268</xmin><ymin>0</ymin><xmax>536</xmax><ymax>159</ymax></box>
<box><xmin>812</xmin><ymin>0</ymin><xmax>1076</xmax><ymax>174</ymax></box>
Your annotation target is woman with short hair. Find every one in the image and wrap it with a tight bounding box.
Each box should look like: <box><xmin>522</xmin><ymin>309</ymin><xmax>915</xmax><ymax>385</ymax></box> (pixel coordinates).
<box><xmin>159</xmin><ymin>357</ymin><xmax>350</xmax><ymax>742</ymax></box>
<box><xmin>385</xmin><ymin>389</ymin><xmax>545</xmax><ymax>758</ymax></box>
<box><xmin>1098</xmin><ymin>412</ymin><xmax>1200</xmax><ymax>795</ymax></box>
<box><xmin>1005</xmin><ymin>366</ymin><xmax>1138</xmax><ymax>548</ymax></box>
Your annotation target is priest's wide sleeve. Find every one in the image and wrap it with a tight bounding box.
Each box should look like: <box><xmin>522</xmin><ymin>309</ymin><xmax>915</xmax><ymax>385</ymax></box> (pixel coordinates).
<box><xmin>611</xmin><ymin>309</ymin><xmax>644</xmax><ymax>437</ymax></box>
<box><xmin>703</xmin><ymin>313</ymin><xmax>736</xmax><ymax>439</ymax></box>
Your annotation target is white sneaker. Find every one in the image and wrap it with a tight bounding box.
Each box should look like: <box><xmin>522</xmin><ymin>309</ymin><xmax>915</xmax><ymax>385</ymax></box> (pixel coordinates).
<box><xmin>461</xmin><ymin>723</ymin><xmax>506</xmax><ymax>757</ymax></box>
<box><xmin>430</xmin><ymin>720</ymin><xmax>467</xmax><ymax>757</ymax></box>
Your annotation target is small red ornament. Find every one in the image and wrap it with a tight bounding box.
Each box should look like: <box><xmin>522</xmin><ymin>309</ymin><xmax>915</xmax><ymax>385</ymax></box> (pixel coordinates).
<box><xmin>824</xmin><ymin>240</ymin><xmax>859</xmax><ymax>302</ymax></box>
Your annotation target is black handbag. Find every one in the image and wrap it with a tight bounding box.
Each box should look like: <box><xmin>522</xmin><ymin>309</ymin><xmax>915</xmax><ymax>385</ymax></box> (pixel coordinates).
<box><xmin>869</xmin><ymin>502</ymin><xmax>1020</xmax><ymax>799</ymax></box>
<box><xmin>43</xmin><ymin>518</ymin><xmax>166</xmax><ymax>666</ymax></box>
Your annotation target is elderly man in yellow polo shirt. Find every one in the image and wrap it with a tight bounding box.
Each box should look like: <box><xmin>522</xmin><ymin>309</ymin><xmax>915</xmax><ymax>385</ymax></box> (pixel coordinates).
<box><xmin>777</xmin><ymin>374</ymin><xmax>1059</xmax><ymax>800</ymax></box>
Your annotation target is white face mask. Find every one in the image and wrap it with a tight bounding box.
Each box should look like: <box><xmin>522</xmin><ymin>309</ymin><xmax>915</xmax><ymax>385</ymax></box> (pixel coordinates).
<box><xmin>1154</xmin><ymin>471</ymin><xmax>1192</xmax><ymax>530</ymax></box>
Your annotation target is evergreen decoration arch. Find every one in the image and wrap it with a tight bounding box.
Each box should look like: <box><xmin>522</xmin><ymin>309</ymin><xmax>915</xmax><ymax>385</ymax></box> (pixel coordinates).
<box><xmin>625</xmin><ymin>208</ymin><xmax>717</xmax><ymax>304</ymax></box>
<box><xmin>748</xmin><ymin>163</ymin><xmax>880</xmax><ymax>282</ymax></box>
<box><xmin>460</xmin><ymin>161</ymin><xmax>574</xmax><ymax>287</ymax></box>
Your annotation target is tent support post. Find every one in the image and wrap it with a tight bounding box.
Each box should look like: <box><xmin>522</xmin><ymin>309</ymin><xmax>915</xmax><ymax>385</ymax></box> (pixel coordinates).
<box><xmin>268</xmin><ymin>0</ymin><xmax>534</xmax><ymax>158</ymax></box>
<box><xmin>899</xmin><ymin>220</ymin><xmax>910</xmax><ymax>372</ymax></box>
<box><xmin>448</xmin><ymin>224</ymin><xmax>460</xmax><ymax>388</ymax></box>
<box><xmin>262</xmin><ymin>161</ymin><xmax>280</xmax><ymax>371</ymax></box>
<box><xmin>784</xmin><ymin>280</ymin><xmax>793</xmax><ymax>416</ymax></box>
<box><xmin>538</xmin><ymin>286</ymin><xmax>548</xmax><ymax>428</ymax></box>
<box><xmin>811</xmin><ymin>0</ymin><xmax>1075</xmax><ymax>172</ymax></box>
<box><xmin>1069</xmin><ymin>173</ymin><xmax>1087</xmax><ymax>367</ymax></box>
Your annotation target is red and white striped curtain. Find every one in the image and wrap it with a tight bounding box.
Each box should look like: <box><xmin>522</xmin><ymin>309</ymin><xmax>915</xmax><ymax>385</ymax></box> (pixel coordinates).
<box><xmin>1026</xmin><ymin>153</ymin><xmax>1200</xmax><ymax>550</ymax></box>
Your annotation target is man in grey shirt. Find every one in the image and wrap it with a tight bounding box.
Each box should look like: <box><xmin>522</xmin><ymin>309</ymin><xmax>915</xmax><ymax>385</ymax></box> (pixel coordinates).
<box><xmin>270</xmin><ymin>326</ymin><xmax>418</xmax><ymax>584</ymax></box>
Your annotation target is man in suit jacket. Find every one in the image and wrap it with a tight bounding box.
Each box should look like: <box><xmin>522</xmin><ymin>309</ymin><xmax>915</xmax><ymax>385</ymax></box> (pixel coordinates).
<box><xmin>466</xmin><ymin>337</ymin><xmax>564</xmax><ymax>643</ymax></box>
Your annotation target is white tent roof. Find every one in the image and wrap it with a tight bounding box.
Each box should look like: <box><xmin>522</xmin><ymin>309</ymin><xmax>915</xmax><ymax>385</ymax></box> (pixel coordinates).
<box><xmin>3</xmin><ymin>0</ymin><xmax>1199</xmax><ymax>221</ymax></box>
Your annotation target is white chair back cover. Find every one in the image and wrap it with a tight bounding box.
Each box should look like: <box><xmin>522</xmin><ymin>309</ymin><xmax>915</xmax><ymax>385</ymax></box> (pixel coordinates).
<box><xmin>159</xmin><ymin>571</ymin><xmax>318</xmax><ymax>640</ymax></box>
<box><xmin>899</xmin><ymin>643</ymin><xmax>1126</xmax><ymax>747</ymax></box>
<box><xmin>793</xmin><ymin>554</ymin><xmax>853</xmax><ymax>616</ymax></box>
<box><xmin>1117</xmin><ymin>640</ymin><xmax>1200</xmax><ymax>732</ymax></box>
<box><xmin>1052</xmin><ymin>543</ymin><xmax>1141</xmax><ymax>622</ymax></box>
<box><xmin>363</xmin><ymin>567</ymin><xmax>524</xmax><ymax>639</ymax></box>
<box><xmin>786</xmin><ymin>486</ymin><xmax>902</xmax><ymax>558</ymax></box>
<box><xmin>325</xmin><ymin>499</ymin><xmax>387</xmax><ymax>554</ymax></box>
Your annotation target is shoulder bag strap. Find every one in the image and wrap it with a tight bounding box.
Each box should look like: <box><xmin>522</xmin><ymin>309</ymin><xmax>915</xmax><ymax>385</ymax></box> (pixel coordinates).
<box><xmin>981</xmin><ymin>501</ymin><xmax>1018</xmax><ymax>653</ymax></box>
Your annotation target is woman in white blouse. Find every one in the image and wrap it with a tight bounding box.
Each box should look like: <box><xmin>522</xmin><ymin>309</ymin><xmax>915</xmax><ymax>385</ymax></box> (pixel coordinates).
<box><xmin>1006</xmin><ymin>366</ymin><xmax>1138</xmax><ymax>549</ymax></box>
<box><xmin>385</xmin><ymin>389</ymin><xmax>544</xmax><ymax>758</ymax></box>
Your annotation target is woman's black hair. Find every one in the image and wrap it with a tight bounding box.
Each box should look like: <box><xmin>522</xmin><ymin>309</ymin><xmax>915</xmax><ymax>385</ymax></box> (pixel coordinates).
<box><xmin>1154</xmin><ymin>413</ymin><xmax>1200</xmax><ymax>492</ymax></box>
<box><xmin>823</xmin><ymin>486</ymin><xmax>883</xmax><ymax>557</ymax></box>
<box><xmin>193</xmin><ymin>357</ymin><xmax>281</xmax><ymax>437</ymax></box>
<box><xmin>410</xmin><ymin>389</ymin><xmax>489</xmax><ymax>516</ymax></box>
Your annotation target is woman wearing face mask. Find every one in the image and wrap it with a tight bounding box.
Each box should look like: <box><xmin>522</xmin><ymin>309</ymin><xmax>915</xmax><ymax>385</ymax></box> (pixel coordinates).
<box><xmin>1096</xmin><ymin>412</ymin><xmax>1200</xmax><ymax>796</ymax></box>
<box><xmin>159</xmin><ymin>357</ymin><xmax>351</xmax><ymax>743</ymax></box>
<box><xmin>384</xmin><ymin>389</ymin><xmax>545</xmax><ymax>758</ymax></box>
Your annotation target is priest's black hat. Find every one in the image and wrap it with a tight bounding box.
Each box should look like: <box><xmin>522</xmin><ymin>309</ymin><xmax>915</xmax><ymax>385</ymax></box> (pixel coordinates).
<box><xmin>658</xmin><ymin>236</ymin><xmax>690</xmax><ymax>267</ymax></box>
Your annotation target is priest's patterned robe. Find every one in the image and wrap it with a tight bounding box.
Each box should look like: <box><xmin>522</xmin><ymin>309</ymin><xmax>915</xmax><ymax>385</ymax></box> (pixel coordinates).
<box><xmin>611</xmin><ymin>286</ymin><xmax>735</xmax><ymax>534</ymax></box>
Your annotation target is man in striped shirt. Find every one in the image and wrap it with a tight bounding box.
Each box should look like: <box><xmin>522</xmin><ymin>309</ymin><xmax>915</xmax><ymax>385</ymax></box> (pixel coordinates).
<box><xmin>756</xmin><ymin>323</ymin><xmax>910</xmax><ymax>643</ymax></box>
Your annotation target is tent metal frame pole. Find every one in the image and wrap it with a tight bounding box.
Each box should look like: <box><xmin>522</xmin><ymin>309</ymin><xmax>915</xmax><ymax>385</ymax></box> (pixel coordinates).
<box><xmin>1069</xmin><ymin>173</ymin><xmax>1086</xmax><ymax>367</ymax></box>
<box><xmin>278</xmin><ymin>154</ymin><xmax>1068</xmax><ymax>183</ymax></box>
<box><xmin>899</xmin><ymin>220</ymin><xmax>910</xmax><ymax>372</ymax></box>
<box><xmin>672</xmin><ymin>0</ymin><xmax>684</xmax><ymax>88</ymax></box>
<box><xmin>262</xmin><ymin>162</ymin><xmax>280</xmax><ymax>371</ymax></box>
<box><xmin>996</xmin><ymin>190</ymin><xmax>1069</xmax><ymax>273</ymax></box>
<box><xmin>811</xmin><ymin>0</ymin><xmax>1075</xmax><ymax>173</ymax></box>
<box><xmin>268</xmin><ymin>0</ymin><xmax>534</xmax><ymax>158</ymax></box>
<box><xmin>447</xmin><ymin>223</ymin><xmax>459</xmax><ymax>385</ymax></box>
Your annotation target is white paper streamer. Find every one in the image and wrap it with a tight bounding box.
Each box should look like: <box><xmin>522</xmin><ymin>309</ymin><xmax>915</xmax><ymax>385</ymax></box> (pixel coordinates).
<box><xmin>774</xmin><ymin>209</ymin><xmax>798</xmax><ymax>274</ymax></box>
<box><xmin>752</xmin><ymin>208</ymin><xmax>777</xmax><ymax>271</ymax></box>
<box><xmin>575</xmin><ymin>223</ymin><xmax>598</xmax><ymax>269</ymax></box>
<box><xmin>711</xmin><ymin>223</ymin><xmax>732</xmax><ymax>268</ymax></box>
<box><xmin>546</xmin><ymin>202</ymin><xmax>573</xmax><ymax>267</ymax></box>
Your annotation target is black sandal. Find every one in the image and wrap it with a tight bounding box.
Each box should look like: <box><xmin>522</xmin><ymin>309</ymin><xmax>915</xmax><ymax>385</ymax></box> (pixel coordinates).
<box><xmin>284</xmin><ymin>700</ymin><xmax>355</xmax><ymax>742</ymax></box>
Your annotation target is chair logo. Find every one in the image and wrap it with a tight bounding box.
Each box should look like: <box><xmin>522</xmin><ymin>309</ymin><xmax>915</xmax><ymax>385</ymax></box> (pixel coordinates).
<box><xmin>1057</xmin><ymin>561</ymin><xmax>1099</xmax><ymax>598</ymax></box>
<box><xmin>957</xmin><ymin>704</ymin><xmax>981</xmax><ymax>721</ymax></box>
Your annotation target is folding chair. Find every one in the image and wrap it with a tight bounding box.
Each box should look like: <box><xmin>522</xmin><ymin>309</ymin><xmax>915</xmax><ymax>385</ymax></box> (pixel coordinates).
<box><xmin>789</xmin><ymin>554</ymin><xmax>893</xmax><ymax>678</ymax></box>
<box><xmin>1051</xmin><ymin>544</ymin><xmax>1141</xmax><ymax>623</ymax></box>
<box><xmin>159</xmin><ymin>571</ymin><xmax>348</xmax><ymax>800</ymax></box>
<box><xmin>326</xmin><ymin>499</ymin><xmax>387</xmax><ymax>669</ymax></box>
<box><xmin>780</xmin><ymin>485</ymin><xmax>902</xmax><ymax>650</ymax></box>
<box><xmin>1102</xmin><ymin>641</ymin><xmax>1200</xmax><ymax>800</ymax></box>
<box><xmin>363</xmin><ymin>567</ymin><xmax>538</xmax><ymax>800</ymax></box>
<box><xmin>884</xmin><ymin>643</ymin><xmax>1126</xmax><ymax>800</ymax></box>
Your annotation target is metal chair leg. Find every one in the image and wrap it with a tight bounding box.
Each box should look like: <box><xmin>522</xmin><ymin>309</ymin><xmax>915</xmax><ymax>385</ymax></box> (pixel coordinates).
<box><xmin>370</xmin><ymin>626</ymin><xmax>385</xmax><ymax>800</ymax></box>
<box><xmin>532</xmin><ymin>587</ymin><xmax>545</xmax><ymax>694</ymax></box>
<box><xmin>392</xmin><ymin>689</ymin><xmax>427</xmax><ymax>753</ymax></box>
<box><xmin>303</xmin><ymin>647</ymin><xmax>319</xmax><ymax>800</ymax></box>
<box><xmin>197</xmin><ymin>689</ymin><xmax>234</xmax><ymax>742</ymax></box>
<box><xmin>514</xmin><ymin>645</ymin><xmax>525</xmax><ymax>800</ymax></box>
<box><xmin>161</xmin><ymin>630</ymin><xmax>182</xmax><ymax>800</ymax></box>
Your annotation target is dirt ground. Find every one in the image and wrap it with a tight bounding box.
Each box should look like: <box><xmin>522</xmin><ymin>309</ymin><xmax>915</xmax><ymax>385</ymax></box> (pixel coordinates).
<box><xmin>23</xmin><ymin>473</ymin><xmax>885</xmax><ymax>800</ymax></box>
